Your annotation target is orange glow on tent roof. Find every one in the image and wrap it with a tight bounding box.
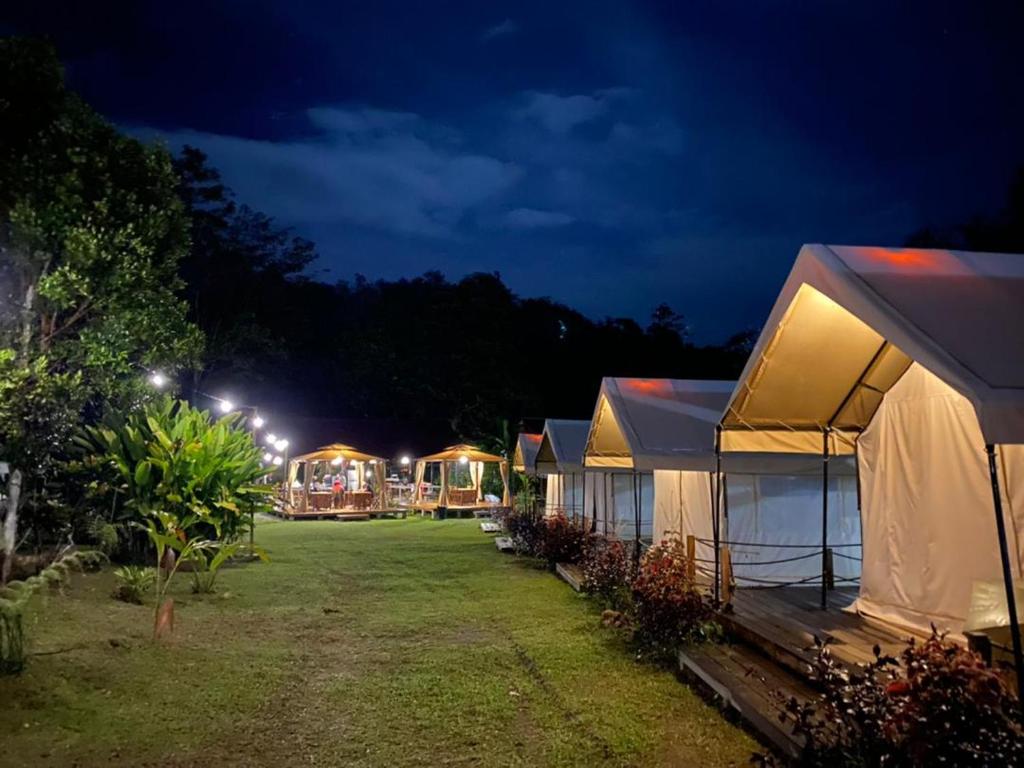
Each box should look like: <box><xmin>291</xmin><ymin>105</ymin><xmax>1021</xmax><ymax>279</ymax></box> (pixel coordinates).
<box><xmin>522</xmin><ymin>433</ymin><xmax>542</xmax><ymax>444</ymax></box>
<box><xmin>858</xmin><ymin>247</ymin><xmax>939</xmax><ymax>270</ymax></box>
<box><xmin>620</xmin><ymin>378</ymin><xmax>674</xmax><ymax>397</ymax></box>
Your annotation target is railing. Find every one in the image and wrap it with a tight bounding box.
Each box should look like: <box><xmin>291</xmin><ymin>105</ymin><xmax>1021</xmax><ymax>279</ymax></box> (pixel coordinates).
<box><xmin>691</xmin><ymin>535</ymin><xmax>862</xmax><ymax>606</ymax></box>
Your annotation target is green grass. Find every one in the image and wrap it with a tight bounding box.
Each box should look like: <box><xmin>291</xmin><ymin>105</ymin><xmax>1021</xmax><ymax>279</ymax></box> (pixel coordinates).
<box><xmin>0</xmin><ymin>517</ymin><xmax>757</xmax><ymax>767</ymax></box>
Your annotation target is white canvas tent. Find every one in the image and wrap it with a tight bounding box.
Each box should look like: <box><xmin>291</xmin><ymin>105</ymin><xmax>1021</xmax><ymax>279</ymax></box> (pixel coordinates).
<box><xmin>512</xmin><ymin>433</ymin><xmax>543</xmax><ymax>477</ymax></box>
<box><xmin>721</xmin><ymin>244</ymin><xmax>1024</xmax><ymax>677</ymax></box>
<box><xmin>536</xmin><ymin>419</ymin><xmax>590</xmax><ymax>518</ymax></box>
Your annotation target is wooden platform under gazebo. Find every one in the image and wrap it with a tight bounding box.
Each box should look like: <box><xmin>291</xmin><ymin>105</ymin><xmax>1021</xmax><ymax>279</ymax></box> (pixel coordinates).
<box><xmin>410</xmin><ymin>444</ymin><xmax>511</xmax><ymax>517</ymax></box>
<box><xmin>281</xmin><ymin>443</ymin><xmax>406</xmax><ymax>520</ymax></box>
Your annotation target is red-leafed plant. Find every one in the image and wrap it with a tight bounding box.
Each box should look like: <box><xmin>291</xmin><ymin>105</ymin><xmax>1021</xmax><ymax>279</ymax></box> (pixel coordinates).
<box><xmin>630</xmin><ymin>538</ymin><xmax>716</xmax><ymax>657</ymax></box>
<box><xmin>757</xmin><ymin>629</ymin><xmax>1024</xmax><ymax>767</ymax></box>
<box><xmin>537</xmin><ymin>513</ymin><xmax>589</xmax><ymax>570</ymax></box>
<box><xmin>581</xmin><ymin>539</ymin><xmax>631</xmax><ymax>610</ymax></box>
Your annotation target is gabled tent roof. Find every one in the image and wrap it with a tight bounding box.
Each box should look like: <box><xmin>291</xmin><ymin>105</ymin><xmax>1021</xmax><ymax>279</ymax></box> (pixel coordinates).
<box><xmin>536</xmin><ymin>419</ymin><xmax>590</xmax><ymax>474</ymax></box>
<box><xmin>584</xmin><ymin>378</ymin><xmax>734</xmax><ymax>471</ymax></box>
<box><xmin>417</xmin><ymin>443</ymin><xmax>505</xmax><ymax>463</ymax></box>
<box><xmin>512</xmin><ymin>433</ymin><xmax>542</xmax><ymax>475</ymax></box>
<box><xmin>722</xmin><ymin>244</ymin><xmax>1024</xmax><ymax>452</ymax></box>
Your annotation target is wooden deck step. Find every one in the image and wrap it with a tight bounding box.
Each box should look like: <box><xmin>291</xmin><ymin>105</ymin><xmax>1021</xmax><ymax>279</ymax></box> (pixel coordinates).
<box><xmin>717</xmin><ymin>608</ymin><xmax>819</xmax><ymax>681</ymax></box>
<box><xmin>555</xmin><ymin>562</ymin><xmax>584</xmax><ymax>592</ymax></box>
<box><xmin>495</xmin><ymin>536</ymin><xmax>515</xmax><ymax>552</ymax></box>
<box><xmin>679</xmin><ymin>641</ymin><xmax>810</xmax><ymax>760</ymax></box>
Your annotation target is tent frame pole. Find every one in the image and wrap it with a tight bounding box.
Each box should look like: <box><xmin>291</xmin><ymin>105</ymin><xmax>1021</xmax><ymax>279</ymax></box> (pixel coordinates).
<box><xmin>632</xmin><ymin>470</ymin><xmax>641</xmax><ymax>566</ymax></box>
<box><xmin>821</xmin><ymin>428</ymin><xmax>831</xmax><ymax>611</ymax></box>
<box><xmin>713</xmin><ymin>426</ymin><xmax>722</xmax><ymax>606</ymax></box>
<box><xmin>985</xmin><ymin>444</ymin><xmax>1024</xmax><ymax>702</ymax></box>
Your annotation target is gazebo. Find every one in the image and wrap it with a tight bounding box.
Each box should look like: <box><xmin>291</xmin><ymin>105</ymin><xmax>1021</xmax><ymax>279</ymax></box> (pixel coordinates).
<box><xmin>412</xmin><ymin>444</ymin><xmax>511</xmax><ymax>511</ymax></box>
<box><xmin>287</xmin><ymin>443</ymin><xmax>388</xmax><ymax>514</ymax></box>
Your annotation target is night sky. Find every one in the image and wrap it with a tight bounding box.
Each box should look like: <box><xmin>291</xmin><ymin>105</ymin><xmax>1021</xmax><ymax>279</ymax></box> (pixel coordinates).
<box><xmin>7</xmin><ymin>1</ymin><xmax>1024</xmax><ymax>341</ymax></box>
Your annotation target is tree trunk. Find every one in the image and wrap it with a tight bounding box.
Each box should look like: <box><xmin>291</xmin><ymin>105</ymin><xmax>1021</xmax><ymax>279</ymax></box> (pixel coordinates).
<box><xmin>2</xmin><ymin>468</ymin><xmax>23</xmax><ymax>585</ymax></box>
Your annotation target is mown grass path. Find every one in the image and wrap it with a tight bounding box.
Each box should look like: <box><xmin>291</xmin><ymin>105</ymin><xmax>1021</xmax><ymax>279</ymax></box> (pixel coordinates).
<box><xmin>1</xmin><ymin>518</ymin><xmax>756</xmax><ymax>767</ymax></box>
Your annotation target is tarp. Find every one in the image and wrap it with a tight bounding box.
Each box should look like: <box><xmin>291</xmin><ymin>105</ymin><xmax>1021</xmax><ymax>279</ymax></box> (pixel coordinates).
<box><xmin>721</xmin><ymin>244</ymin><xmax>1024</xmax><ymax>634</ymax></box>
<box><xmin>585</xmin><ymin>378</ymin><xmax>735</xmax><ymax>471</ymax></box>
<box><xmin>512</xmin><ymin>433</ymin><xmax>542</xmax><ymax>475</ymax></box>
<box><xmin>544</xmin><ymin>472</ymin><xmax>585</xmax><ymax>517</ymax></box>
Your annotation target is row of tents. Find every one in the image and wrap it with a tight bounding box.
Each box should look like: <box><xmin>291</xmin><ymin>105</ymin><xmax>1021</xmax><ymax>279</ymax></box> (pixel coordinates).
<box><xmin>512</xmin><ymin>244</ymin><xmax>1024</xmax><ymax>675</ymax></box>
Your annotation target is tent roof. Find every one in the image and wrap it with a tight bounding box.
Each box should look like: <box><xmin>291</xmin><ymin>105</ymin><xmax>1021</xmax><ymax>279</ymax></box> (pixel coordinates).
<box><xmin>512</xmin><ymin>433</ymin><xmax>543</xmax><ymax>475</ymax></box>
<box><xmin>417</xmin><ymin>443</ymin><xmax>505</xmax><ymax>463</ymax></box>
<box><xmin>536</xmin><ymin>419</ymin><xmax>591</xmax><ymax>474</ymax></box>
<box><xmin>722</xmin><ymin>244</ymin><xmax>1024</xmax><ymax>452</ymax></box>
<box><xmin>584</xmin><ymin>378</ymin><xmax>735</xmax><ymax>471</ymax></box>
<box><xmin>292</xmin><ymin>443</ymin><xmax>386</xmax><ymax>463</ymax></box>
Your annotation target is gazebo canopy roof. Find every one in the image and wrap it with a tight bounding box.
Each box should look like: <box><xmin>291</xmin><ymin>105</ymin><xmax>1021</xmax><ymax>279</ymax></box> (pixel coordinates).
<box><xmin>417</xmin><ymin>443</ymin><xmax>505</xmax><ymax>463</ymax></box>
<box><xmin>512</xmin><ymin>433</ymin><xmax>543</xmax><ymax>474</ymax></box>
<box><xmin>293</xmin><ymin>443</ymin><xmax>386</xmax><ymax>463</ymax></box>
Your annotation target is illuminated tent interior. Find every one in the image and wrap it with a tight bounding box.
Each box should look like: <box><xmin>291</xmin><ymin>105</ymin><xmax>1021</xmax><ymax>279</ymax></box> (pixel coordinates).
<box><xmin>512</xmin><ymin>433</ymin><xmax>543</xmax><ymax>477</ymax></box>
<box><xmin>536</xmin><ymin>419</ymin><xmax>590</xmax><ymax>518</ymax></box>
<box><xmin>288</xmin><ymin>443</ymin><xmax>388</xmax><ymax>512</ymax></box>
<box><xmin>721</xmin><ymin>244</ymin><xmax>1024</xmax><ymax>648</ymax></box>
<box><xmin>412</xmin><ymin>444</ymin><xmax>511</xmax><ymax>510</ymax></box>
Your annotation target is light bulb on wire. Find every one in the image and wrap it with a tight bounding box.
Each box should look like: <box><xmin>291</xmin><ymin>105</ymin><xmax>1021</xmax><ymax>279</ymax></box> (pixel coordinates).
<box><xmin>218</xmin><ymin>398</ymin><xmax>234</xmax><ymax>413</ymax></box>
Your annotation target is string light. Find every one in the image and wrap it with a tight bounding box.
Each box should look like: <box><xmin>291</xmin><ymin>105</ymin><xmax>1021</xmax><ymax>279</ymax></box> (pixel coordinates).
<box><xmin>459</xmin><ymin>455</ymin><xmax>469</xmax><ymax>464</ymax></box>
<box><xmin>331</xmin><ymin>457</ymin><xmax>343</xmax><ymax>466</ymax></box>
<box><xmin>217</xmin><ymin>398</ymin><xmax>234</xmax><ymax>413</ymax></box>
<box><xmin>149</xmin><ymin>371</ymin><xmax>167</xmax><ymax>388</ymax></box>
<box><xmin>400</xmin><ymin>456</ymin><xmax>411</xmax><ymax>465</ymax></box>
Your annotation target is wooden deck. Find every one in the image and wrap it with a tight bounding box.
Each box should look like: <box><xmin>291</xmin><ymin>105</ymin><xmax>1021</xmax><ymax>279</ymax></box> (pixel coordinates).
<box><xmin>680</xmin><ymin>587</ymin><xmax>923</xmax><ymax>759</ymax></box>
<box><xmin>275</xmin><ymin>507</ymin><xmax>408</xmax><ymax>521</ymax></box>
<box><xmin>555</xmin><ymin>562</ymin><xmax>584</xmax><ymax>592</ymax></box>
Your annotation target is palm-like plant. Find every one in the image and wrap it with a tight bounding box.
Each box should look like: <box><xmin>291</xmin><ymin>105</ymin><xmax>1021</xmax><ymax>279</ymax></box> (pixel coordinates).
<box><xmin>80</xmin><ymin>398</ymin><xmax>271</xmax><ymax>637</ymax></box>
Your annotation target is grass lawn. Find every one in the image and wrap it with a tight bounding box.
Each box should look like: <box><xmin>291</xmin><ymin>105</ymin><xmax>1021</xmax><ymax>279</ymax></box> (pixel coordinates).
<box><xmin>1</xmin><ymin>517</ymin><xmax>757</xmax><ymax>767</ymax></box>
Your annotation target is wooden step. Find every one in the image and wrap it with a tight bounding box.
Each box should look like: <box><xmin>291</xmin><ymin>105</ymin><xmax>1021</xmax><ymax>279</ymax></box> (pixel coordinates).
<box><xmin>679</xmin><ymin>642</ymin><xmax>811</xmax><ymax>760</ymax></box>
<box><xmin>555</xmin><ymin>562</ymin><xmax>584</xmax><ymax>592</ymax></box>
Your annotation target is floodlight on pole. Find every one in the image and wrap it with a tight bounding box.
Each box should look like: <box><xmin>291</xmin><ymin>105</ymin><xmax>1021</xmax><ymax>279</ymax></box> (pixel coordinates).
<box><xmin>218</xmin><ymin>398</ymin><xmax>234</xmax><ymax>413</ymax></box>
<box><xmin>252</xmin><ymin>415</ymin><xmax>265</xmax><ymax>429</ymax></box>
<box><xmin>272</xmin><ymin>455</ymin><xmax>284</xmax><ymax>466</ymax></box>
<box><xmin>275</xmin><ymin>439</ymin><xmax>289</xmax><ymax>452</ymax></box>
<box><xmin>266</xmin><ymin>433</ymin><xmax>278</xmax><ymax>445</ymax></box>
<box><xmin>262</xmin><ymin>452</ymin><xmax>274</xmax><ymax>463</ymax></box>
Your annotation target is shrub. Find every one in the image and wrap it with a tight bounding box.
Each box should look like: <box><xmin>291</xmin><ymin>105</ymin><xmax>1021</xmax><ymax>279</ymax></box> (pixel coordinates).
<box><xmin>88</xmin><ymin>518</ymin><xmax>121</xmax><ymax>556</ymax></box>
<box><xmin>581</xmin><ymin>540</ymin><xmax>632</xmax><ymax>610</ymax></box>
<box><xmin>504</xmin><ymin>508</ymin><xmax>546</xmax><ymax>556</ymax></box>
<box><xmin>630</xmin><ymin>538</ymin><xmax>716</xmax><ymax>658</ymax></box>
<box><xmin>112</xmin><ymin>565</ymin><xmax>156</xmax><ymax>604</ymax></box>
<box><xmin>189</xmin><ymin>542</ymin><xmax>241</xmax><ymax>594</ymax></box>
<box><xmin>761</xmin><ymin>629</ymin><xmax>1024</xmax><ymax>767</ymax></box>
<box><xmin>537</xmin><ymin>514</ymin><xmax>589</xmax><ymax>569</ymax></box>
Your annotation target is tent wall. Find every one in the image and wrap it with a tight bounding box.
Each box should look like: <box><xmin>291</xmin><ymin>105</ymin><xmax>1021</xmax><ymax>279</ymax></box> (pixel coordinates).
<box><xmin>653</xmin><ymin>470</ymin><xmax>714</xmax><ymax>546</ymax></box>
<box><xmin>604</xmin><ymin>472</ymin><xmax>654</xmax><ymax>541</ymax></box>
<box><xmin>725</xmin><ymin>474</ymin><xmax>860</xmax><ymax>583</ymax></box>
<box><xmin>853</xmin><ymin>363</ymin><xmax>1024</xmax><ymax>635</ymax></box>
<box><xmin>545</xmin><ymin>474</ymin><xmax>562</xmax><ymax>516</ymax></box>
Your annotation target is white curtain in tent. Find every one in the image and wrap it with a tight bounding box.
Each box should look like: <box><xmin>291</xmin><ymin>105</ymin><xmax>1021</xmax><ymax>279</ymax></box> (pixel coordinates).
<box><xmin>653</xmin><ymin>470</ymin><xmax>714</xmax><ymax>554</ymax></box>
<box><xmin>724</xmin><ymin>474</ymin><xmax>860</xmax><ymax>584</ymax></box>
<box><xmin>606</xmin><ymin>473</ymin><xmax>654</xmax><ymax>541</ymax></box>
<box><xmin>853</xmin><ymin>363</ymin><xmax>1024</xmax><ymax>635</ymax></box>
<box><xmin>545</xmin><ymin>474</ymin><xmax>562</xmax><ymax>516</ymax></box>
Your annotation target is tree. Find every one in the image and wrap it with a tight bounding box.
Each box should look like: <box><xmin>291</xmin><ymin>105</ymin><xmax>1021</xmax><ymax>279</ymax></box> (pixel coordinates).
<box><xmin>0</xmin><ymin>38</ymin><xmax>202</xmax><ymax>580</ymax></box>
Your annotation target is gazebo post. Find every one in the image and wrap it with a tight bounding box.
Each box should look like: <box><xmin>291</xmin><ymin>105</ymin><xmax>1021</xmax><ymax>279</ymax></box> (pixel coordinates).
<box><xmin>985</xmin><ymin>444</ymin><xmax>1024</xmax><ymax>702</ymax></box>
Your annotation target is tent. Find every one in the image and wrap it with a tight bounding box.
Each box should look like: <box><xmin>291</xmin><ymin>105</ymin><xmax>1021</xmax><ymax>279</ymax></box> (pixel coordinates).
<box><xmin>720</xmin><ymin>244</ymin><xmax>1024</xmax><ymax>673</ymax></box>
<box><xmin>536</xmin><ymin>419</ymin><xmax>590</xmax><ymax>518</ymax></box>
<box><xmin>512</xmin><ymin>433</ymin><xmax>543</xmax><ymax>477</ymax></box>
<box><xmin>413</xmin><ymin>444</ymin><xmax>511</xmax><ymax>509</ymax></box>
<box><xmin>288</xmin><ymin>443</ymin><xmax>388</xmax><ymax>511</ymax></box>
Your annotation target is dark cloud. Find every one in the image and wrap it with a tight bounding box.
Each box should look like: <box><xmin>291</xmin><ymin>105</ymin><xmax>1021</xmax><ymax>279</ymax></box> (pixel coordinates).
<box><xmin>13</xmin><ymin>0</ymin><xmax>1024</xmax><ymax>341</ymax></box>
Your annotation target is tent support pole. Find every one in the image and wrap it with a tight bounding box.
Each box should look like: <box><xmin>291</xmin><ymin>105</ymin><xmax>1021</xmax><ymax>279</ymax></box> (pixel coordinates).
<box><xmin>572</xmin><ymin>472</ymin><xmax>577</xmax><ymax>522</ymax></box>
<box><xmin>821</xmin><ymin>428</ymin><xmax>831</xmax><ymax>611</ymax></box>
<box><xmin>714</xmin><ymin>426</ymin><xmax>722</xmax><ymax>606</ymax></box>
<box><xmin>633</xmin><ymin>470</ymin><xmax>641</xmax><ymax>566</ymax></box>
<box><xmin>986</xmin><ymin>444</ymin><xmax>1024</xmax><ymax>703</ymax></box>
